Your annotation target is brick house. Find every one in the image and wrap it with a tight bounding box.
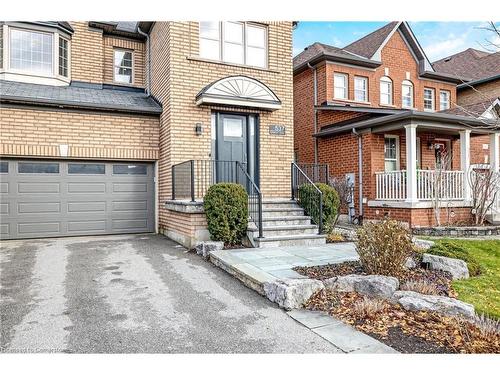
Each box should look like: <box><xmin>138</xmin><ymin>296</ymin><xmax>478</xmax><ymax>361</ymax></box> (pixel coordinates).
<box><xmin>1</xmin><ymin>21</ymin><xmax>315</xmax><ymax>247</ymax></box>
<box><xmin>293</xmin><ymin>21</ymin><xmax>500</xmax><ymax>228</ymax></box>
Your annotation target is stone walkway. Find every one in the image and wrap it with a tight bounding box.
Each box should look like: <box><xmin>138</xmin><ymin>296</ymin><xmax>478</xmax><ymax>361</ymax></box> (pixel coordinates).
<box><xmin>210</xmin><ymin>243</ymin><xmax>359</xmax><ymax>294</ymax></box>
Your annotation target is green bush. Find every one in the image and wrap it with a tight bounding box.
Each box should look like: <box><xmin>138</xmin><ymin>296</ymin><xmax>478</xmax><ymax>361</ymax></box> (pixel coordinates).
<box><xmin>298</xmin><ymin>183</ymin><xmax>340</xmax><ymax>232</ymax></box>
<box><xmin>203</xmin><ymin>183</ymin><xmax>248</xmax><ymax>246</ymax></box>
<box><xmin>356</xmin><ymin>219</ymin><xmax>414</xmax><ymax>277</ymax></box>
<box><xmin>428</xmin><ymin>240</ymin><xmax>483</xmax><ymax>276</ymax></box>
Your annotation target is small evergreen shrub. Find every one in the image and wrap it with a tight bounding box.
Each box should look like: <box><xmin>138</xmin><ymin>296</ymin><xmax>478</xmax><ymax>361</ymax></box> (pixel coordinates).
<box><xmin>298</xmin><ymin>183</ymin><xmax>340</xmax><ymax>232</ymax></box>
<box><xmin>428</xmin><ymin>240</ymin><xmax>483</xmax><ymax>276</ymax></box>
<box><xmin>356</xmin><ymin>219</ymin><xmax>414</xmax><ymax>277</ymax></box>
<box><xmin>203</xmin><ymin>183</ymin><xmax>248</xmax><ymax>246</ymax></box>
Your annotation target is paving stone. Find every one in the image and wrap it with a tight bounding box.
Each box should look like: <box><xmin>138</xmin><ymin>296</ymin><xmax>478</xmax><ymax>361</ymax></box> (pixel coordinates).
<box><xmin>269</xmin><ymin>269</ymin><xmax>308</xmax><ymax>279</ymax></box>
<box><xmin>287</xmin><ymin>309</ymin><xmax>338</xmax><ymax>329</ymax></box>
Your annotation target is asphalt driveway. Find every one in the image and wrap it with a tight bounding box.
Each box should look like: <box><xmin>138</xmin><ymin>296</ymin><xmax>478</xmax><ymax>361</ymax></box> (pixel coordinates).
<box><xmin>0</xmin><ymin>234</ymin><xmax>338</xmax><ymax>353</ymax></box>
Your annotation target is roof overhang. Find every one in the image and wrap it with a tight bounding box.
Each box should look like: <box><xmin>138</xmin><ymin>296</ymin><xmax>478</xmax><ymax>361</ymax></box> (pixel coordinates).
<box><xmin>294</xmin><ymin>52</ymin><xmax>381</xmax><ymax>75</ymax></box>
<box><xmin>419</xmin><ymin>70</ymin><xmax>465</xmax><ymax>84</ymax></box>
<box><xmin>89</xmin><ymin>21</ymin><xmax>145</xmax><ymax>40</ymax></box>
<box><xmin>195</xmin><ymin>76</ymin><xmax>282</xmax><ymax>111</ymax></box>
<box><xmin>314</xmin><ymin>110</ymin><xmax>498</xmax><ymax>138</ymax></box>
<box><xmin>457</xmin><ymin>74</ymin><xmax>500</xmax><ymax>89</ymax></box>
<box><xmin>317</xmin><ymin>102</ymin><xmax>402</xmax><ymax>115</ymax></box>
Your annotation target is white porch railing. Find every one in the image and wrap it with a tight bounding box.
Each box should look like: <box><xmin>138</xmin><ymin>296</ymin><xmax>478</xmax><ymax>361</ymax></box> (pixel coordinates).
<box><xmin>375</xmin><ymin>169</ymin><xmax>465</xmax><ymax>201</ymax></box>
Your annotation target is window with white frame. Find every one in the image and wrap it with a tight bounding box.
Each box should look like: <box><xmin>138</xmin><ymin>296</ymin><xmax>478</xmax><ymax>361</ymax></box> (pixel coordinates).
<box><xmin>114</xmin><ymin>49</ymin><xmax>133</xmax><ymax>84</ymax></box>
<box><xmin>380</xmin><ymin>76</ymin><xmax>392</xmax><ymax>105</ymax></box>
<box><xmin>424</xmin><ymin>88</ymin><xmax>435</xmax><ymax>111</ymax></box>
<box><xmin>354</xmin><ymin>76</ymin><xmax>368</xmax><ymax>102</ymax></box>
<box><xmin>439</xmin><ymin>90</ymin><xmax>450</xmax><ymax>111</ymax></box>
<box><xmin>0</xmin><ymin>24</ymin><xmax>71</xmax><ymax>84</ymax></box>
<box><xmin>334</xmin><ymin>73</ymin><xmax>348</xmax><ymax>100</ymax></box>
<box><xmin>10</xmin><ymin>28</ymin><xmax>53</xmax><ymax>74</ymax></box>
<box><xmin>402</xmin><ymin>80</ymin><xmax>414</xmax><ymax>108</ymax></box>
<box><xmin>384</xmin><ymin>135</ymin><xmax>399</xmax><ymax>171</ymax></box>
<box><xmin>199</xmin><ymin>22</ymin><xmax>267</xmax><ymax>68</ymax></box>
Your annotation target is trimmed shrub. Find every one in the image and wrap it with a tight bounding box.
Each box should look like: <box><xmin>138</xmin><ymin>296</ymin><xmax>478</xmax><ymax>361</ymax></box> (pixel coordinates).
<box><xmin>203</xmin><ymin>183</ymin><xmax>248</xmax><ymax>246</ymax></box>
<box><xmin>428</xmin><ymin>240</ymin><xmax>483</xmax><ymax>276</ymax></box>
<box><xmin>298</xmin><ymin>183</ymin><xmax>340</xmax><ymax>232</ymax></box>
<box><xmin>356</xmin><ymin>219</ymin><xmax>414</xmax><ymax>277</ymax></box>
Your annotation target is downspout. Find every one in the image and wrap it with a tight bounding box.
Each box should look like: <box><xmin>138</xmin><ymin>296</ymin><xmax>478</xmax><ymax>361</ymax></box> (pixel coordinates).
<box><xmin>352</xmin><ymin>128</ymin><xmax>363</xmax><ymax>223</ymax></box>
<box><xmin>307</xmin><ymin>62</ymin><xmax>318</xmax><ymax>164</ymax></box>
<box><xmin>137</xmin><ymin>26</ymin><xmax>151</xmax><ymax>96</ymax></box>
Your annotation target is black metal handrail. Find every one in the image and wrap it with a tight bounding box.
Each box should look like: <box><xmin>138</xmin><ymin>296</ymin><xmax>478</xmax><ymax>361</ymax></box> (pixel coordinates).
<box><xmin>236</xmin><ymin>161</ymin><xmax>263</xmax><ymax>238</ymax></box>
<box><xmin>171</xmin><ymin>159</ymin><xmax>263</xmax><ymax>238</ymax></box>
<box><xmin>297</xmin><ymin>163</ymin><xmax>329</xmax><ymax>184</ymax></box>
<box><xmin>291</xmin><ymin>162</ymin><xmax>323</xmax><ymax>234</ymax></box>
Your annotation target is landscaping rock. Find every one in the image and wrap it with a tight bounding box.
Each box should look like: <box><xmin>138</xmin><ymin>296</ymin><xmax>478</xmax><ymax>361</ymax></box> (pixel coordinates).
<box><xmin>405</xmin><ymin>257</ymin><xmax>417</xmax><ymax>269</ymax></box>
<box><xmin>413</xmin><ymin>238</ymin><xmax>434</xmax><ymax>250</ymax></box>
<box><xmin>422</xmin><ymin>253</ymin><xmax>469</xmax><ymax>280</ymax></box>
<box><xmin>393</xmin><ymin>291</ymin><xmax>474</xmax><ymax>318</ymax></box>
<box><xmin>263</xmin><ymin>278</ymin><xmax>324</xmax><ymax>310</ymax></box>
<box><xmin>195</xmin><ymin>241</ymin><xmax>224</xmax><ymax>259</ymax></box>
<box><xmin>323</xmin><ymin>274</ymin><xmax>399</xmax><ymax>299</ymax></box>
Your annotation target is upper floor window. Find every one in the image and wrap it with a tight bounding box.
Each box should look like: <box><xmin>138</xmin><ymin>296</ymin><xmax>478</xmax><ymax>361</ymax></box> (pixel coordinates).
<box><xmin>402</xmin><ymin>80</ymin><xmax>414</xmax><ymax>108</ymax></box>
<box><xmin>0</xmin><ymin>23</ymin><xmax>71</xmax><ymax>85</ymax></box>
<box><xmin>439</xmin><ymin>90</ymin><xmax>450</xmax><ymax>111</ymax></box>
<box><xmin>354</xmin><ymin>76</ymin><xmax>368</xmax><ymax>102</ymax></box>
<box><xmin>199</xmin><ymin>22</ymin><xmax>267</xmax><ymax>68</ymax></box>
<box><xmin>334</xmin><ymin>73</ymin><xmax>348</xmax><ymax>100</ymax></box>
<box><xmin>380</xmin><ymin>76</ymin><xmax>392</xmax><ymax>105</ymax></box>
<box><xmin>424</xmin><ymin>88</ymin><xmax>435</xmax><ymax>111</ymax></box>
<box><xmin>114</xmin><ymin>49</ymin><xmax>133</xmax><ymax>84</ymax></box>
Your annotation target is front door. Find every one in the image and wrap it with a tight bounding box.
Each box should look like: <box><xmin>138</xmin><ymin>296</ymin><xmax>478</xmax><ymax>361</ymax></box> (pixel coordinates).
<box><xmin>214</xmin><ymin>112</ymin><xmax>258</xmax><ymax>186</ymax></box>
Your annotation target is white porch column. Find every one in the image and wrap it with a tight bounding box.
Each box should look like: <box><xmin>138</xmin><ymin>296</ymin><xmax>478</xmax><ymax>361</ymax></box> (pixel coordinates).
<box><xmin>460</xmin><ymin>130</ymin><xmax>471</xmax><ymax>201</ymax></box>
<box><xmin>490</xmin><ymin>133</ymin><xmax>500</xmax><ymax>173</ymax></box>
<box><xmin>405</xmin><ymin>124</ymin><xmax>418</xmax><ymax>203</ymax></box>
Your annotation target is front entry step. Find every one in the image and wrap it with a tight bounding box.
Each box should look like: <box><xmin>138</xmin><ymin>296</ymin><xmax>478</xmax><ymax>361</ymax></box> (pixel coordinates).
<box><xmin>247</xmin><ymin>198</ymin><xmax>326</xmax><ymax>248</ymax></box>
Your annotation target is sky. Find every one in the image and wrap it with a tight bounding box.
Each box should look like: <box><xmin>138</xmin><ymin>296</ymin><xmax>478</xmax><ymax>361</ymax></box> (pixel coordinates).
<box><xmin>293</xmin><ymin>22</ymin><xmax>500</xmax><ymax>61</ymax></box>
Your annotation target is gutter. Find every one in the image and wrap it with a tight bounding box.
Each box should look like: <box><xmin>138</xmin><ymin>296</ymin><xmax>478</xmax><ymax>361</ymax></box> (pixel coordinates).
<box><xmin>308</xmin><ymin>62</ymin><xmax>318</xmax><ymax>164</ymax></box>
<box><xmin>457</xmin><ymin>74</ymin><xmax>500</xmax><ymax>90</ymax></box>
<box><xmin>352</xmin><ymin>128</ymin><xmax>363</xmax><ymax>223</ymax></box>
<box><xmin>137</xmin><ymin>26</ymin><xmax>151</xmax><ymax>96</ymax></box>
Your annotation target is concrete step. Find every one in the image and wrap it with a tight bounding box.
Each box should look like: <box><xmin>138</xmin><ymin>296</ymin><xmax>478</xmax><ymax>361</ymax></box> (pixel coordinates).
<box><xmin>249</xmin><ymin>224</ymin><xmax>319</xmax><ymax>237</ymax></box>
<box><xmin>262</xmin><ymin>207</ymin><xmax>305</xmax><ymax>217</ymax></box>
<box><xmin>261</xmin><ymin>216</ymin><xmax>313</xmax><ymax>226</ymax></box>
<box><xmin>485</xmin><ymin>214</ymin><xmax>500</xmax><ymax>225</ymax></box>
<box><xmin>262</xmin><ymin>199</ymin><xmax>299</xmax><ymax>209</ymax></box>
<box><xmin>254</xmin><ymin>234</ymin><xmax>327</xmax><ymax>248</ymax></box>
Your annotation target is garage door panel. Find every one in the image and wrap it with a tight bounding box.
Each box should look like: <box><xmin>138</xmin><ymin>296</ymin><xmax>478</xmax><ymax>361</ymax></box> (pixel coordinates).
<box><xmin>18</xmin><ymin>182</ymin><xmax>60</xmax><ymax>194</ymax></box>
<box><xmin>18</xmin><ymin>202</ymin><xmax>61</xmax><ymax>214</ymax></box>
<box><xmin>67</xmin><ymin>201</ymin><xmax>106</xmax><ymax>213</ymax></box>
<box><xmin>1</xmin><ymin>160</ymin><xmax>155</xmax><ymax>239</ymax></box>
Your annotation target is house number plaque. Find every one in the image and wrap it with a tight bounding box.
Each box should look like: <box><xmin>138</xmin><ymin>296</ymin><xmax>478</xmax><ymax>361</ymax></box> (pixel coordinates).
<box><xmin>269</xmin><ymin>125</ymin><xmax>286</xmax><ymax>135</ymax></box>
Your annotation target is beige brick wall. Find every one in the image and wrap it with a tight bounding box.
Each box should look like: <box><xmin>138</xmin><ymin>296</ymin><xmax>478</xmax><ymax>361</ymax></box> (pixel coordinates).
<box><xmin>103</xmin><ymin>36</ymin><xmax>146</xmax><ymax>88</ymax></box>
<box><xmin>458</xmin><ymin>79</ymin><xmax>500</xmax><ymax>106</ymax></box>
<box><xmin>70</xmin><ymin>21</ymin><xmax>104</xmax><ymax>84</ymax></box>
<box><xmin>0</xmin><ymin>106</ymin><xmax>159</xmax><ymax>160</ymax></box>
<box><xmin>149</xmin><ymin>21</ymin><xmax>294</xmax><ymax>231</ymax></box>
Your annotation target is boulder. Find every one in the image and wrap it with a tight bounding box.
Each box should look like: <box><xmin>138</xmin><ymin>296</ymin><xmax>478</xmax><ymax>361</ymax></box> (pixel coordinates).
<box><xmin>413</xmin><ymin>238</ymin><xmax>434</xmax><ymax>251</ymax></box>
<box><xmin>393</xmin><ymin>290</ymin><xmax>474</xmax><ymax>318</ymax></box>
<box><xmin>195</xmin><ymin>241</ymin><xmax>224</xmax><ymax>259</ymax></box>
<box><xmin>422</xmin><ymin>253</ymin><xmax>469</xmax><ymax>280</ymax></box>
<box><xmin>323</xmin><ymin>274</ymin><xmax>399</xmax><ymax>299</ymax></box>
<box><xmin>263</xmin><ymin>278</ymin><xmax>324</xmax><ymax>310</ymax></box>
<box><xmin>405</xmin><ymin>257</ymin><xmax>417</xmax><ymax>269</ymax></box>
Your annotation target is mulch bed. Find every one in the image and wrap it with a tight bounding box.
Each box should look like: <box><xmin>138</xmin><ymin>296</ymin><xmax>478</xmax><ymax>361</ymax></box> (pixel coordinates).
<box><xmin>305</xmin><ymin>290</ymin><xmax>500</xmax><ymax>354</ymax></box>
<box><xmin>294</xmin><ymin>260</ymin><xmax>456</xmax><ymax>297</ymax></box>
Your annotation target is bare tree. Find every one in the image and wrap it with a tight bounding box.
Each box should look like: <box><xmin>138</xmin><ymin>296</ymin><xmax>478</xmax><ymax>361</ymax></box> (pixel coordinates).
<box><xmin>431</xmin><ymin>150</ymin><xmax>453</xmax><ymax>226</ymax></box>
<box><xmin>478</xmin><ymin>21</ymin><xmax>500</xmax><ymax>52</ymax></box>
<box><xmin>468</xmin><ymin>165</ymin><xmax>500</xmax><ymax>225</ymax></box>
<box><xmin>329</xmin><ymin>176</ymin><xmax>352</xmax><ymax>227</ymax></box>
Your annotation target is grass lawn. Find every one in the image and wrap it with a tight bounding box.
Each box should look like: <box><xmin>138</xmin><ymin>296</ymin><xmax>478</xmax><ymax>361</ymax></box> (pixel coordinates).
<box><xmin>432</xmin><ymin>239</ymin><xmax>500</xmax><ymax>319</ymax></box>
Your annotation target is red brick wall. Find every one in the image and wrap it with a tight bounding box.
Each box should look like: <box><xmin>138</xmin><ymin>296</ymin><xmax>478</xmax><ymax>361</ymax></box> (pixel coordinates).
<box><xmin>364</xmin><ymin>206</ymin><xmax>473</xmax><ymax>227</ymax></box>
<box><xmin>293</xmin><ymin>68</ymin><xmax>315</xmax><ymax>163</ymax></box>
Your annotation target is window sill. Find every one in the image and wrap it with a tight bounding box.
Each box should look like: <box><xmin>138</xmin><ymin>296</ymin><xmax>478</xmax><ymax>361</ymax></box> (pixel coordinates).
<box><xmin>186</xmin><ymin>55</ymin><xmax>280</xmax><ymax>74</ymax></box>
<box><xmin>379</xmin><ymin>103</ymin><xmax>397</xmax><ymax>108</ymax></box>
<box><xmin>0</xmin><ymin>71</ymin><xmax>70</xmax><ymax>86</ymax></box>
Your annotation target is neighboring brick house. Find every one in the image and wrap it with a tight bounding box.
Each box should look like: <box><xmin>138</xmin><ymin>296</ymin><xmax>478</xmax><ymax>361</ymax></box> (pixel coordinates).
<box><xmin>293</xmin><ymin>21</ymin><xmax>500</xmax><ymax>228</ymax></box>
<box><xmin>1</xmin><ymin>21</ymin><xmax>301</xmax><ymax>247</ymax></box>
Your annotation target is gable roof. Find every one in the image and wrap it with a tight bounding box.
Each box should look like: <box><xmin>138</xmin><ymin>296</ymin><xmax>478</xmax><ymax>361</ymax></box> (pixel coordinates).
<box><xmin>343</xmin><ymin>21</ymin><xmax>399</xmax><ymax>59</ymax></box>
<box><xmin>0</xmin><ymin>81</ymin><xmax>162</xmax><ymax>115</ymax></box>
<box><xmin>433</xmin><ymin>48</ymin><xmax>500</xmax><ymax>82</ymax></box>
<box><xmin>442</xmin><ymin>97</ymin><xmax>500</xmax><ymax>118</ymax></box>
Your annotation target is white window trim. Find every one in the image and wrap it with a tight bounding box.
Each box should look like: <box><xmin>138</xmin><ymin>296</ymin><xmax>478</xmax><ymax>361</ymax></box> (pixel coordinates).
<box><xmin>199</xmin><ymin>22</ymin><xmax>268</xmax><ymax>69</ymax></box>
<box><xmin>384</xmin><ymin>134</ymin><xmax>400</xmax><ymax>171</ymax></box>
<box><xmin>113</xmin><ymin>48</ymin><xmax>134</xmax><ymax>85</ymax></box>
<box><xmin>380</xmin><ymin>76</ymin><xmax>393</xmax><ymax>106</ymax></box>
<box><xmin>334</xmin><ymin>72</ymin><xmax>348</xmax><ymax>100</ymax></box>
<box><xmin>354</xmin><ymin>76</ymin><xmax>368</xmax><ymax>103</ymax></box>
<box><xmin>439</xmin><ymin>90</ymin><xmax>450</xmax><ymax>111</ymax></box>
<box><xmin>401</xmin><ymin>80</ymin><xmax>414</xmax><ymax>109</ymax></box>
<box><xmin>424</xmin><ymin>87</ymin><xmax>435</xmax><ymax>112</ymax></box>
<box><xmin>0</xmin><ymin>23</ymin><xmax>71</xmax><ymax>86</ymax></box>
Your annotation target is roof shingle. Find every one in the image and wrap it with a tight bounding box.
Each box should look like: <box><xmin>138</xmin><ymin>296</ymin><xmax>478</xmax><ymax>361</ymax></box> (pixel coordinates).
<box><xmin>343</xmin><ymin>21</ymin><xmax>398</xmax><ymax>58</ymax></box>
<box><xmin>433</xmin><ymin>48</ymin><xmax>500</xmax><ymax>81</ymax></box>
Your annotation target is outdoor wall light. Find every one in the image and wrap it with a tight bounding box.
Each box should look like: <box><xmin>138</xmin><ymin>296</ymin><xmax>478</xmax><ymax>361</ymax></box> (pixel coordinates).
<box><xmin>195</xmin><ymin>123</ymin><xmax>203</xmax><ymax>136</ymax></box>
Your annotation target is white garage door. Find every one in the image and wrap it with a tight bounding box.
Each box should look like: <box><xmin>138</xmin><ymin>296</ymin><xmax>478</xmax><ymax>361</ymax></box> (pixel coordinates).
<box><xmin>0</xmin><ymin>159</ymin><xmax>155</xmax><ymax>240</ymax></box>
